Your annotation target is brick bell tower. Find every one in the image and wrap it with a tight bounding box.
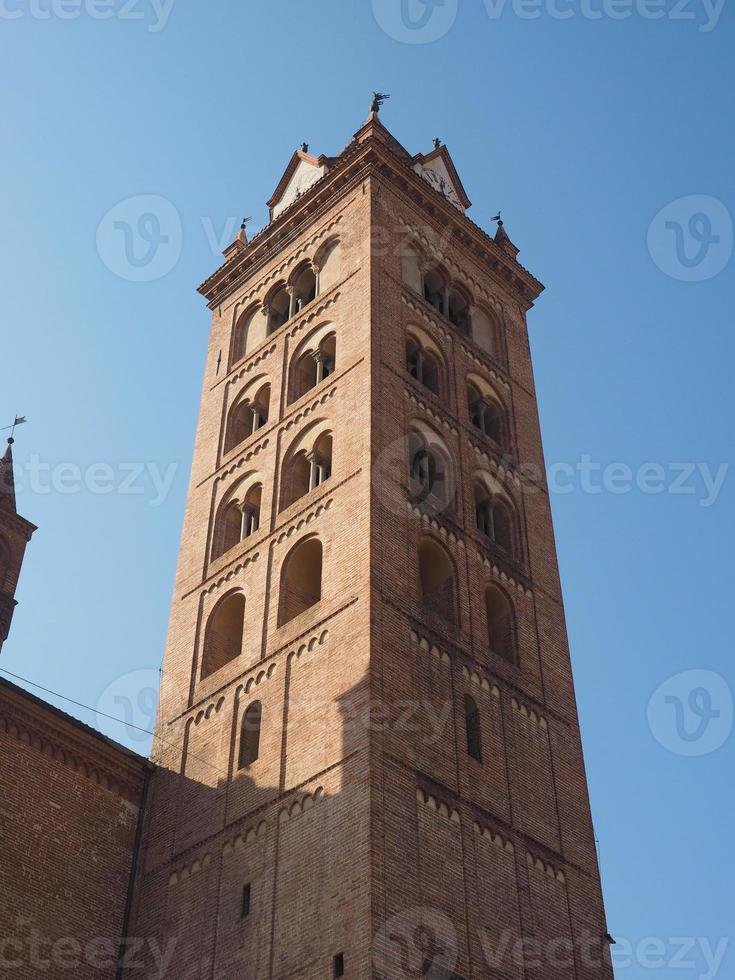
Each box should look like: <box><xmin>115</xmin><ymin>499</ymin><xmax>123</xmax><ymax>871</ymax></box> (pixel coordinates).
<box><xmin>126</xmin><ymin>105</ymin><xmax>614</xmax><ymax>979</ymax></box>
<box><xmin>0</xmin><ymin>436</ymin><xmax>36</xmax><ymax>657</ymax></box>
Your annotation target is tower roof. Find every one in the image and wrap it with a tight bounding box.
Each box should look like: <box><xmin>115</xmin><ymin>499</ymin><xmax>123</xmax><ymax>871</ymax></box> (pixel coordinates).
<box><xmin>199</xmin><ymin>106</ymin><xmax>544</xmax><ymax>308</ymax></box>
<box><xmin>0</xmin><ymin>441</ymin><xmax>16</xmax><ymax>513</ymax></box>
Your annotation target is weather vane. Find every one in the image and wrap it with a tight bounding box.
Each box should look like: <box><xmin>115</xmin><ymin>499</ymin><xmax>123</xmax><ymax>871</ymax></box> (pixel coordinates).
<box><xmin>370</xmin><ymin>92</ymin><xmax>390</xmax><ymax>114</ymax></box>
<box><xmin>491</xmin><ymin>211</ymin><xmax>503</xmax><ymax>226</ymax></box>
<box><xmin>1</xmin><ymin>415</ymin><xmax>27</xmax><ymax>443</ymax></box>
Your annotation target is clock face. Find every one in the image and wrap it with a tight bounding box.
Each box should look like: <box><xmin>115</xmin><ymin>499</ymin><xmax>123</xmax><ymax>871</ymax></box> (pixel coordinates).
<box><xmin>419</xmin><ymin>166</ymin><xmax>462</xmax><ymax>208</ymax></box>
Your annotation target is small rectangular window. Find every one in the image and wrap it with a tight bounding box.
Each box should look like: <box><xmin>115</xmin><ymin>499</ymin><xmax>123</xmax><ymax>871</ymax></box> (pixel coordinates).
<box><xmin>333</xmin><ymin>952</ymin><xmax>345</xmax><ymax>977</ymax></box>
<box><xmin>241</xmin><ymin>883</ymin><xmax>251</xmax><ymax>918</ymax></box>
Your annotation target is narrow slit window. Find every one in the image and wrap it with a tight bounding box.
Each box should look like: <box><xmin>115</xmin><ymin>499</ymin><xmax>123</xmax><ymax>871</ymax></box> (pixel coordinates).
<box><xmin>464</xmin><ymin>694</ymin><xmax>482</xmax><ymax>762</ymax></box>
<box><xmin>241</xmin><ymin>883</ymin><xmax>251</xmax><ymax>918</ymax></box>
<box><xmin>333</xmin><ymin>953</ymin><xmax>345</xmax><ymax>978</ymax></box>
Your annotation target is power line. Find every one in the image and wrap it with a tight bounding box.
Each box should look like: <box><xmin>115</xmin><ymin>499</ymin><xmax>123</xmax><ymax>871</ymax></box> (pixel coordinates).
<box><xmin>0</xmin><ymin>666</ymin><xmax>229</xmax><ymax>779</ymax></box>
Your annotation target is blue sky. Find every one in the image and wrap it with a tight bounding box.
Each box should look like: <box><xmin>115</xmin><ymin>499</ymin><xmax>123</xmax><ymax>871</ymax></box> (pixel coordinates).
<box><xmin>1</xmin><ymin>2</ymin><xmax>733</xmax><ymax>976</ymax></box>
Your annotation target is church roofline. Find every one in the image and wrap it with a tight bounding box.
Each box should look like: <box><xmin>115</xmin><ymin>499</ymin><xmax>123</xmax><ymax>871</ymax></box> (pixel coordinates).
<box><xmin>0</xmin><ymin>675</ymin><xmax>153</xmax><ymax>786</ymax></box>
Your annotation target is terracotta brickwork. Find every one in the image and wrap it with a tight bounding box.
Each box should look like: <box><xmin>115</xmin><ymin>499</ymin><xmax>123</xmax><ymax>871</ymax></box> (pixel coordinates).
<box><xmin>0</xmin><ymin>679</ymin><xmax>148</xmax><ymax>979</ymax></box>
<box><xmin>125</xmin><ymin>113</ymin><xmax>613</xmax><ymax>979</ymax></box>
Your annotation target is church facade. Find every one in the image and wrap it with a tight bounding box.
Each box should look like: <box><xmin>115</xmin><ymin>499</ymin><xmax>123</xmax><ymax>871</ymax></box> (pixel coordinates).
<box><xmin>1</xmin><ymin>109</ymin><xmax>613</xmax><ymax>979</ymax></box>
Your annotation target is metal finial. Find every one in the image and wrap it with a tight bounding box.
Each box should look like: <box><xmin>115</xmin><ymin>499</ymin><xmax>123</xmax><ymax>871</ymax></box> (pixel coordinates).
<box><xmin>370</xmin><ymin>92</ymin><xmax>390</xmax><ymax>114</ymax></box>
<box><xmin>433</xmin><ymin>137</ymin><xmax>442</xmax><ymax>150</ymax></box>
<box><xmin>301</xmin><ymin>142</ymin><xmax>309</xmax><ymax>153</ymax></box>
<box><xmin>241</xmin><ymin>216</ymin><xmax>252</xmax><ymax>230</ymax></box>
<box><xmin>1</xmin><ymin>416</ymin><xmax>27</xmax><ymax>440</ymax></box>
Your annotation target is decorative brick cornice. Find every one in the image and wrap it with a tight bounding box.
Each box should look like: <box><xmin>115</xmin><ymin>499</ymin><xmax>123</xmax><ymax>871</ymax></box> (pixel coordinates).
<box><xmin>473</xmin><ymin>545</ymin><xmax>532</xmax><ymax>596</ymax></box>
<box><xmin>473</xmin><ymin>819</ymin><xmax>515</xmax><ymax>855</ymax></box>
<box><xmin>409</xmin><ymin>629</ymin><xmax>451</xmax><ymax>667</ymax></box>
<box><xmin>416</xmin><ymin>787</ymin><xmax>460</xmax><ymax>824</ymax></box>
<box><xmin>201</xmin><ymin>549</ymin><xmax>260</xmax><ymax>597</ymax></box>
<box><xmin>168</xmin><ymin>852</ymin><xmax>212</xmax><ymax>887</ymax></box>
<box><xmin>222</xmin><ymin>818</ymin><xmax>267</xmax><ymax>858</ymax></box>
<box><xmin>286</xmin><ymin>627</ymin><xmax>329</xmax><ymax>667</ymax></box>
<box><xmin>462</xmin><ymin>665</ymin><xmax>501</xmax><ymax>698</ymax></box>
<box><xmin>0</xmin><ymin>678</ymin><xmax>149</xmax><ymax>804</ymax></box>
<box><xmin>526</xmin><ymin>849</ymin><xmax>567</xmax><ymax>884</ymax></box>
<box><xmin>510</xmin><ymin>695</ymin><xmax>549</xmax><ymax>732</ymax></box>
<box><xmin>274</xmin><ymin>496</ymin><xmax>334</xmax><ymax>545</ymax></box>
<box><xmin>278</xmin><ymin>785</ymin><xmax>324</xmax><ymax>824</ymax></box>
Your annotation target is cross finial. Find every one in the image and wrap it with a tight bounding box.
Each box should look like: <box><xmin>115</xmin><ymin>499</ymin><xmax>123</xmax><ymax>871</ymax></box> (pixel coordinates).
<box><xmin>300</xmin><ymin>142</ymin><xmax>309</xmax><ymax>153</ymax></box>
<box><xmin>433</xmin><ymin>137</ymin><xmax>442</xmax><ymax>150</ymax></box>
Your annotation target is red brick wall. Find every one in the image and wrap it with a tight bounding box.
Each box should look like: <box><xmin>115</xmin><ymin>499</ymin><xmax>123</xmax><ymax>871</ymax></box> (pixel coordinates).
<box><xmin>0</xmin><ymin>681</ymin><xmax>147</xmax><ymax>980</ymax></box>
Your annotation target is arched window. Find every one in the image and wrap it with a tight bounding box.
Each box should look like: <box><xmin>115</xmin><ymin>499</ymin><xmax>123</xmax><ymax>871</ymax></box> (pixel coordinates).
<box><xmin>464</xmin><ymin>694</ymin><xmax>482</xmax><ymax>762</ymax></box>
<box><xmin>401</xmin><ymin>242</ymin><xmax>423</xmax><ymax>294</ymax></box>
<box><xmin>448</xmin><ymin>288</ymin><xmax>471</xmax><ymax>334</ymax></box>
<box><xmin>231</xmin><ymin>306</ymin><xmax>266</xmax><ymax>366</ymax></box>
<box><xmin>238</xmin><ymin>700</ymin><xmax>262</xmax><ymax>769</ymax></box>
<box><xmin>474</xmin><ymin>485</ymin><xmax>516</xmax><ymax>557</ymax></box>
<box><xmin>418</xmin><ymin>538</ymin><xmax>456</xmax><ymax>624</ymax></box>
<box><xmin>406</xmin><ymin>336</ymin><xmax>440</xmax><ymax>395</ymax></box>
<box><xmin>472</xmin><ymin>306</ymin><xmax>500</xmax><ymax>358</ymax></box>
<box><xmin>290</xmin><ymin>334</ymin><xmax>336</xmax><ymax>403</ymax></box>
<box><xmin>201</xmin><ymin>592</ymin><xmax>245</xmax><ymax>679</ymax></box>
<box><xmin>316</xmin><ymin>239</ymin><xmax>340</xmax><ymax>293</ymax></box>
<box><xmin>291</xmin><ymin>263</ymin><xmax>318</xmax><ymax>312</ymax></box>
<box><xmin>279</xmin><ymin>537</ymin><xmax>323</xmax><ymax>626</ymax></box>
<box><xmin>265</xmin><ymin>285</ymin><xmax>290</xmax><ymax>334</ymax></box>
<box><xmin>467</xmin><ymin>382</ymin><xmax>504</xmax><ymax>447</ymax></box>
<box><xmin>212</xmin><ymin>483</ymin><xmax>263</xmax><ymax>560</ymax></box>
<box><xmin>408</xmin><ymin>431</ymin><xmax>450</xmax><ymax>510</ymax></box>
<box><xmin>225</xmin><ymin>383</ymin><xmax>270</xmax><ymax>454</ymax></box>
<box><xmin>281</xmin><ymin>431</ymin><xmax>333</xmax><ymax>511</ymax></box>
<box><xmin>486</xmin><ymin>586</ymin><xmax>514</xmax><ymax>661</ymax></box>
<box><xmin>423</xmin><ymin>267</ymin><xmax>448</xmax><ymax>315</ymax></box>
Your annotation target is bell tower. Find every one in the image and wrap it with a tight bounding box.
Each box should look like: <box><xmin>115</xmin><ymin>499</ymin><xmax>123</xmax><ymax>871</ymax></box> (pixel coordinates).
<box><xmin>126</xmin><ymin>107</ymin><xmax>614</xmax><ymax>979</ymax></box>
<box><xmin>0</xmin><ymin>437</ymin><xmax>36</xmax><ymax>656</ymax></box>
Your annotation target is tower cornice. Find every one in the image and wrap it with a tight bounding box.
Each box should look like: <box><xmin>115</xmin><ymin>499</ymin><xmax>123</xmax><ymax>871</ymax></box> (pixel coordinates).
<box><xmin>198</xmin><ymin>131</ymin><xmax>544</xmax><ymax>311</ymax></box>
